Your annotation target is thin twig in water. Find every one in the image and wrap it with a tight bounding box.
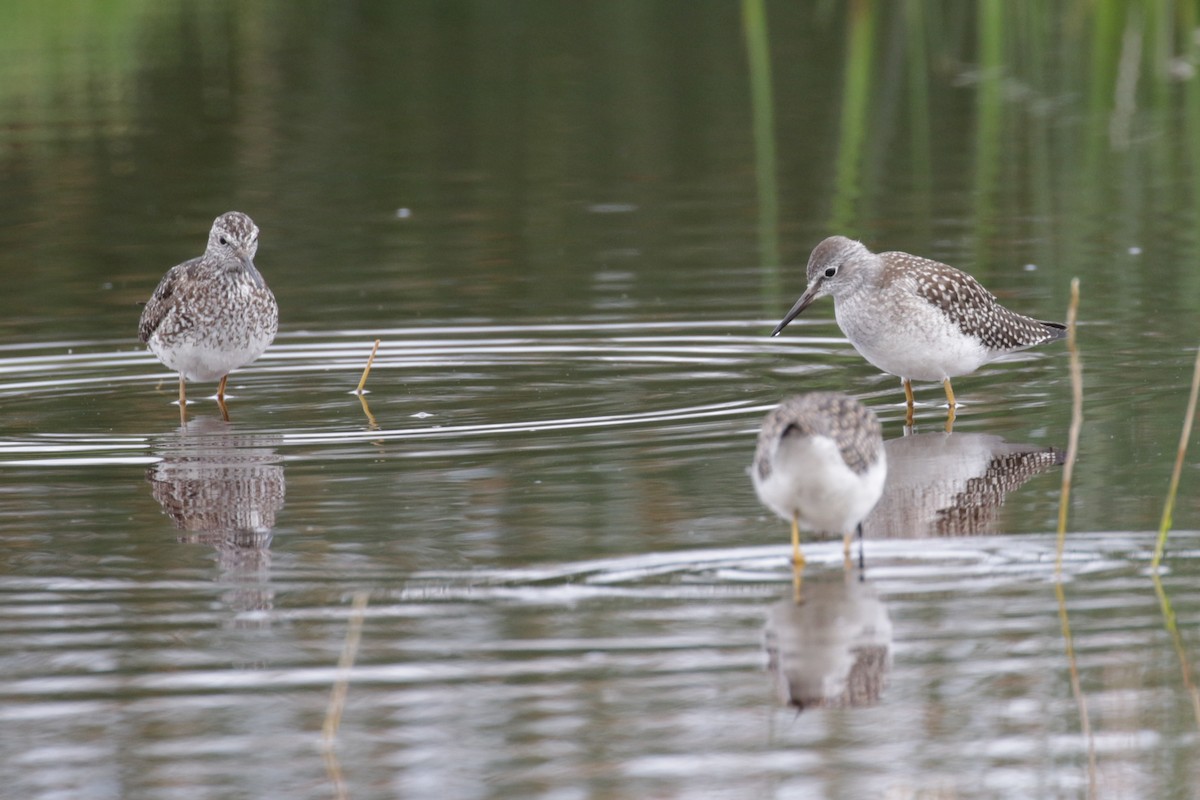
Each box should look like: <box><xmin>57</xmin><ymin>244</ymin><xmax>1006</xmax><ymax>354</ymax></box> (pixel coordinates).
<box><xmin>1056</xmin><ymin>278</ymin><xmax>1082</xmax><ymax>576</ymax></box>
<box><xmin>1055</xmin><ymin>582</ymin><xmax>1098</xmax><ymax>798</ymax></box>
<box><xmin>322</xmin><ymin>591</ymin><xmax>368</xmax><ymax>798</ymax></box>
<box><xmin>355</xmin><ymin>339</ymin><xmax>382</xmax><ymax>395</ymax></box>
<box><xmin>358</xmin><ymin>392</ymin><xmax>379</xmax><ymax>430</ymax></box>
<box><xmin>1052</xmin><ymin>279</ymin><xmax>1095</xmax><ymax>796</ymax></box>
<box><xmin>1151</xmin><ymin>345</ymin><xmax>1200</xmax><ymax>570</ymax></box>
<box><xmin>324</xmin><ymin>591</ymin><xmax>369</xmax><ymax>743</ymax></box>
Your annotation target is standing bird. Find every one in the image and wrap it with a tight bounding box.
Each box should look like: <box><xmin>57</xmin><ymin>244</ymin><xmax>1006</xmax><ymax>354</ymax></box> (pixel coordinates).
<box><xmin>751</xmin><ymin>393</ymin><xmax>887</xmax><ymax>570</ymax></box>
<box><xmin>771</xmin><ymin>236</ymin><xmax>1065</xmax><ymax>426</ymax></box>
<box><xmin>139</xmin><ymin>212</ymin><xmax>278</xmax><ymax>420</ymax></box>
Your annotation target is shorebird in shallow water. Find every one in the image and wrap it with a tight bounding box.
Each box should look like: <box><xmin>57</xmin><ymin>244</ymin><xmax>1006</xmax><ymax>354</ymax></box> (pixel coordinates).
<box><xmin>751</xmin><ymin>392</ymin><xmax>887</xmax><ymax>573</ymax></box>
<box><xmin>139</xmin><ymin>211</ymin><xmax>278</xmax><ymax>421</ymax></box>
<box><xmin>771</xmin><ymin>236</ymin><xmax>1065</xmax><ymax>427</ymax></box>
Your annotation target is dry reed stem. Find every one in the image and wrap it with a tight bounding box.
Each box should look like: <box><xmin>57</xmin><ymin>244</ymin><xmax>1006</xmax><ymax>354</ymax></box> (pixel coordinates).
<box><xmin>1055</xmin><ymin>278</ymin><xmax>1082</xmax><ymax>575</ymax></box>
<box><xmin>355</xmin><ymin>339</ymin><xmax>381</xmax><ymax>395</ymax></box>
<box><xmin>321</xmin><ymin>591</ymin><xmax>368</xmax><ymax>798</ymax></box>
<box><xmin>323</xmin><ymin>591</ymin><xmax>369</xmax><ymax>745</ymax></box>
<box><xmin>1055</xmin><ymin>582</ymin><xmax>1098</xmax><ymax>798</ymax></box>
<box><xmin>357</xmin><ymin>392</ymin><xmax>379</xmax><ymax>430</ymax></box>
<box><xmin>1053</xmin><ymin>282</ymin><xmax>1094</xmax><ymax>793</ymax></box>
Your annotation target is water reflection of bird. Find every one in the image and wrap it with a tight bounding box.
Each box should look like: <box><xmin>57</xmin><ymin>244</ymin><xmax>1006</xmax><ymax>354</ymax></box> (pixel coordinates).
<box><xmin>770</xmin><ymin>236</ymin><xmax>1065</xmax><ymax>427</ymax></box>
<box><xmin>751</xmin><ymin>393</ymin><xmax>887</xmax><ymax>569</ymax></box>
<box><xmin>146</xmin><ymin>418</ymin><xmax>284</xmax><ymax>615</ymax></box>
<box><xmin>139</xmin><ymin>211</ymin><xmax>278</xmax><ymax>421</ymax></box>
<box><xmin>861</xmin><ymin>432</ymin><xmax>1062</xmax><ymax>539</ymax></box>
<box><xmin>762</xmin><ymin>575</ymin><xmax>892</xmax><ymax>711</ymax></box>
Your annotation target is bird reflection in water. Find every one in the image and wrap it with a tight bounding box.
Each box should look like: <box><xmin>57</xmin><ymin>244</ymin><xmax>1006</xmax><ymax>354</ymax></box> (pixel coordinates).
<box><xmin>758</xmin><ymin>429</ymin><xmax>1061</xmax><ymax>712</ymax></box>
<box><xmin>763</xmin><ymin>574</ymin><xmax>892</xmax><ymax>711</ymax></box>
<box><xmin>146</xmin><ymin>417</ymin><xmax>285</xmax><ymax>620</ymax></box>
<box><xmin>861</xmin><ymin>432</ymin><xmax>1063</xmax><ymax>539</ymax></box>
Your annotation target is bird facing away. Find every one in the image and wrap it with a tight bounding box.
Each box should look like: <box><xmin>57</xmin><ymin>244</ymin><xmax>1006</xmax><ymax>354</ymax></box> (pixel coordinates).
<box><xmin>139</xmin><ymin>212</ymin><xmax>278</xmax><ymax>419</ymax></box>
<box><xmin>751</xmin><ymin>393</ymin><xmax>887</xmax><ymax>571</ymax></box>
<box><xmin>770</xmin><ymin>236</ymin><xmax>1066</xmax><ymax>426</ymax></box>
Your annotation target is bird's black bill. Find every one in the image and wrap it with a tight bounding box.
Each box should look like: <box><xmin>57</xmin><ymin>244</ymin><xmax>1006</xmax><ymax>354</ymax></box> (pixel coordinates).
<box><xmin>240</xmin><ymin>257</ymin><xmax>267</xmax><ymax>289</ymax></box>
<box><xmin>770</xmin><ymin>285</ymin><xmax>820</xmax><ymax>337</ymax></box>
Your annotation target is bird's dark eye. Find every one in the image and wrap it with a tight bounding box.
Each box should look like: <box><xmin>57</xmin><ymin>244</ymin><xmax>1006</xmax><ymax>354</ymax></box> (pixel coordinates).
<box><xmin>824</xmin><ymin>266</ymin><xmax>837</xmax><ymax>278</ymax></box>
<box><xmin>219</xmin><ymin>236</ymin><xmax>229</xmax><ymax>245</ymax></box>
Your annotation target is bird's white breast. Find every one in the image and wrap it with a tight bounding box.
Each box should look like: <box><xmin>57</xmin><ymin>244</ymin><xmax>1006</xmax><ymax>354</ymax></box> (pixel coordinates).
<box><xmin>753</xmin><ymin>433</ymin><xmax>887</xmax><ymax>534</ymax></box>
<box><xmin>834</xmin><ymin>286</ymin><xmax>991</xmax><ymax>382</ymax></box>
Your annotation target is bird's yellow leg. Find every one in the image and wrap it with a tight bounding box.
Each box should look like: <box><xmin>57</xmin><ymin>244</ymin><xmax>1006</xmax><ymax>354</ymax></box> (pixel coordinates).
<box><xmin>178</xmin><ymin>378</ymin><xmax>187</xmax><ymax>424</ymax></box>
<box><xmin>943</xmin><ymin>378</ymin><xmax>957</xmax><ymax>432</ymax></box>
<box><xmin>217</xmin><ymin>375</ymin><xmax>228</xmax><ymax>402</ymax></box>
<box><xmin>791</xmin><ymin>510</ymin><xmax>805</xmax><ymax>570</ymax></box>
<box><xmin>904</xmin><ymin>379</ymin><xmax>915</xmax><ymax>426</ymax></box>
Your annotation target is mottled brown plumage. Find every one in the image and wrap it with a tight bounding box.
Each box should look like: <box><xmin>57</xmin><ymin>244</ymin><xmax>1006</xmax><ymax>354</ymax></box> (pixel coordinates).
<box><xmin>140</xmin><ymin>211</ymin><xmax>278</xmax><ymax>415</ymax></box>
<box><xmin>885</xmin><ymin>249</ymin><xmax>1065</xmax><ymax>351</ymax></box>
<box><xmin>771</xmin><ymin>236</ymin><xmax>1065</xmax><ymax>423</ymax></box>
<box><xmin>754</xmin><ymin>393</ymin><xmax>883</xmax><ymax>482</ymax></box>
<box><xmin>751</xmin><ymin>392</ymin><xmax>887</xmax><ymax>568</ymax></box>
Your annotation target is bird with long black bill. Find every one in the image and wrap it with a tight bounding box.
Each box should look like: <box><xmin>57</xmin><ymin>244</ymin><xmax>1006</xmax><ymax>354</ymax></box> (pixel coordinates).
<box><xmin>772</xmin><ymin>236</ymin><xmax>1065</xmax><ymax>427</ymax></box>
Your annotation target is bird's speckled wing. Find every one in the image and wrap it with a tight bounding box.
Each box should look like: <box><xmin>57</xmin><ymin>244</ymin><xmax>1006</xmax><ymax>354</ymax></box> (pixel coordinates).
<box><xmin>755</xmin><ymin>393</ymin><xmax>883</xmax><ymax>480</ymax></box>
<box><xmin>883</xmin><ymin>251</ymin><xmax>1066</xmax><ymax>351</ymax></box>
<box><xmin>138</xmin><ymin>257</ymin><xmax>201</xmax><ymax>344</ymax></box>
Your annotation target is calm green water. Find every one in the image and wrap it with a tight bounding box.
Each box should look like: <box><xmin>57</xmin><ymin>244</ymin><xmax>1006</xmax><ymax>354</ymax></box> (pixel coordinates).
<box><xmin>3</xmin><ymin>2</ymin><xmax>1200</xmax><ymax>798</ymax></box>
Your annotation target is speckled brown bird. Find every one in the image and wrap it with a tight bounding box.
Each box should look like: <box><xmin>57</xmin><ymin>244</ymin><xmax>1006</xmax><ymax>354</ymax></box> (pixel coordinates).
<box><xmin>751</xmin><ymin>392</ymin><xmax>887</xmax><ymax>568</ymax></box>
<box><xmin>139</xmin><ymin>212</ymin><xmax>278</xmax><ymax>417</ymax></box>
<box><xmin>771</xmin><ymin>236</ymin><xmax>1065</xmax><ymax>424</ymax></box>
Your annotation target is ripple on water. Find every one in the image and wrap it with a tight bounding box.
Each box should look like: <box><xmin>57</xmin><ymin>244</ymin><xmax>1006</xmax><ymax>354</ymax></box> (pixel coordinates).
<box><xmin>0</xmin><ymin>519</ymin><xmax>1196</xmax><ymax>797</ymax></box>
<box><xmin>0</xmin><ymin>322</ymin><xmax>1188</xmax><ymax>798</ymax></box>
<box><xmin>0</xmin><ymin>319</ymin><xmax>1070</xmax><ymax>462</ymax></box>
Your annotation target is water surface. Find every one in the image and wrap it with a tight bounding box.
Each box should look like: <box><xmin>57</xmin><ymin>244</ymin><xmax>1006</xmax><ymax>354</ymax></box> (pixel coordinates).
<box><xmin>3</xmin><ymin>3</ymin><xmax>1200</xmax><ymax>798</ymax></box>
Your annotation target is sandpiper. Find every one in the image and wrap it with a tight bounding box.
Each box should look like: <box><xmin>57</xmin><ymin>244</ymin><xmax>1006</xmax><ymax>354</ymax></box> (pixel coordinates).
<box><xmin>771</xmin><ymin>236</ymin><xmax>1066</xmax><ymax>425</ymax></box>
<box><xmin>139</xmin><ymin>212</ymin><xmax>278</xmax><ymax>419</ymax></box>
<box><xmin>751</xmin><ymin>392</ymin><xmax>887</xmax><ymax>569</ymax></box>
